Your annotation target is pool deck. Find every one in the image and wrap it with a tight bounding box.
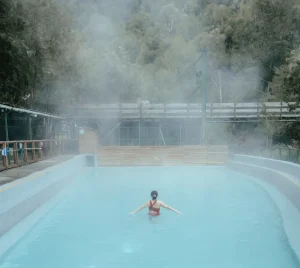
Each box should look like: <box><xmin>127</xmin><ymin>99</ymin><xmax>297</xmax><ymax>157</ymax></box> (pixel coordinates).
<box><xmin>0</xmin><ymin>155</ymin><xmax>75</xmax><ymax>186</ymax></box>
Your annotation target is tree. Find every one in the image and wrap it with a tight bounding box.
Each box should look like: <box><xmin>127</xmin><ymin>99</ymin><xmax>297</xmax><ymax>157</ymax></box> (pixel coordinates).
<box><xmin>270</xmin><ymin>46</ymin><xmax>300</xmax><ymax>106</ymax></box>
<box><xmin>255</xmin><ymin>103</ymin><xmax>290</xmax><ymax>154</ymax></box>
<box><xmin>0</xmin><ymin>0</ymin><xmax>80</xmax><ymax>112</ymax></box>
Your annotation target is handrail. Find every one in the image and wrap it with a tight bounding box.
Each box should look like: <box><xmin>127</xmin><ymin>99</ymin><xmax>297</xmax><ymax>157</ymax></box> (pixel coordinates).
<box><xmin>68</xmin><ymin>102</ymin><xmax>300</xmax><ymax>120</ymax></box>
<box><xmin>0</xmin><ymin>139</ymin><xmax>58</xmax><ymax>144</ymax></box>
<box><xmin>0</xmin><ymin>139</ymin><xmax>78</xmax><ymax>171</ymax></box>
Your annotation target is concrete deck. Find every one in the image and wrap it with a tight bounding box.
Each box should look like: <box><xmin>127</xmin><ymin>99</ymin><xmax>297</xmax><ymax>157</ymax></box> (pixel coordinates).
<box><xmin>0</xmin><ymin>155</ymin><xmax>75</xmax><ymax>186</ymax></box>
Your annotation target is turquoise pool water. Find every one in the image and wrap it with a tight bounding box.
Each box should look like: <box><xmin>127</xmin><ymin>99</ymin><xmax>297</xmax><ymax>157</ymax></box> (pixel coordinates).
<box><xmin>0</xmin><ymin>166</ymin><xmax>299</xmax><ymax>268</ymax></box>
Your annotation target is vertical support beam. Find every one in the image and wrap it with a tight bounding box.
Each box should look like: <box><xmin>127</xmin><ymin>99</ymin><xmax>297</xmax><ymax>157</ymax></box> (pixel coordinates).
<box><xmin>24</xmin><ymin>142</ymin><xmax>28</xmax><ymax>164</ymax></box>
<box><xmin>13</xmin><ymin>142</ymin><xmax>19</xmax><ymax>165</ymax></box>
<box><xmin>118</xmin><ymin>124</ymin><xmax>121</xmax><ymax>146</ymax></box>
<box><xmin>2</xmin><ymin>143</ymin><xmax>8</xmax><ymax>168</ymax></box>
<box><xmin>159</xmin><ymin>123</ymin><xmax>161</xmax><ymax>146</ymax></box>
<box><xmin>201</xmin><ymin>49</ymin><xmax>207</xmax><ymax>145</ymax></box>
<box><xmin>179</xmin><ymin>123</ymin><xmax>182</xmax><ymax>146</ymax></box>
<box><xmin>39</xmin><ymin>141</ymin><xmax>43</xmax><ymax>160</ymax></box>
<box><xmin>32</xmin><ymin>141</ymin><xmax>36</xmax><ymax>161</ymax></box>
<box><xmin>4</xmin><ymin>113</ymin><xmax>8</xmax><ymax>141</ymax></box>
<box><xmin>43</xmin><ymin>117</ymin><xmax>47</xmax><ymax>139</ymax></box>
<box><xmin>127</xmin><ymin>127</ymin><xmax>129</xmax><ymax>146</ymax></box>
<box><xmin>28</xmin><ymin>116</ymin><xmax>32</xmax><ymax>140</ymax></box>
<box><xmin>49</xmin><ymin>118</ymin><xmax>53</xmax><ymax>139</ymax></box>
<box><xmin>138</xmin><ymin>121</ymin><xmax>141</xmax><ymax>146</ymax></box>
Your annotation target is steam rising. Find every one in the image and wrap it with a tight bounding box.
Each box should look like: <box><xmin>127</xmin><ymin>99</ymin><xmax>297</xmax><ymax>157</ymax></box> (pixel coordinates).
<box><xmin>59</xmin><ymin>0</ymin><xmax>264</xmax><ymax>105</ymax></box>
<box><xmin>46</xmin><ymin>0</ymin><xmax>292</xmax><ymax>152</ymax></box>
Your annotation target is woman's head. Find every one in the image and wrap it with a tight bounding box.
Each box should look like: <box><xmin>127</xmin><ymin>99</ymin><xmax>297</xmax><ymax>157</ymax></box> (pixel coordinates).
<box><xmin>151</xmin><ymin>190</ymin><xmax>158</xmax><ymax>200</ymax></box>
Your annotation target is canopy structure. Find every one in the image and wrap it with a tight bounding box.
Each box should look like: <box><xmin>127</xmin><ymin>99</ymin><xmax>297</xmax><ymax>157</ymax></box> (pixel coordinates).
<box><xmin>0</xmin><ymin>104</ymin><xmax>64</xmax><ymax>119</ymax></box>
<box><xmin>0</xmin><ymin>103</ymin><xmax>72</xmax><ymax>141</ymax></box>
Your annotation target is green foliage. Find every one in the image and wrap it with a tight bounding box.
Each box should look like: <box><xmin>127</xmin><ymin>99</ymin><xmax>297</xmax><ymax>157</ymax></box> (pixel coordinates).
<box><xmin>0</xmin><ymin>0</ymin><xmax>79</xmax><ymax>111</ymax></box>
<box><xmin>270</xmin><ymin>46</ymin><xmax>300</xmax><ymax>105</ymax></box>
<box><xmin>1</xmin><ymin>0</ymin><xmax>300</xmax><ymax>112</ymax></box>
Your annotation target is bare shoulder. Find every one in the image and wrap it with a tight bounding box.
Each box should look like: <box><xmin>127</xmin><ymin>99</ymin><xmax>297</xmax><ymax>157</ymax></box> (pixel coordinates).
<box><xmin>158</xmin><ymin>200</ymin><xmax>167</xmax><ymax>206</ymax></box>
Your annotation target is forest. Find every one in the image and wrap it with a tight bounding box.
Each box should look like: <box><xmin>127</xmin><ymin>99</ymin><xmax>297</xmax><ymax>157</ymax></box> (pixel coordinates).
<box><xmin>1</xmin><ymin>0</ymin><xmax>300</xmax><ymax>147</ymax></box>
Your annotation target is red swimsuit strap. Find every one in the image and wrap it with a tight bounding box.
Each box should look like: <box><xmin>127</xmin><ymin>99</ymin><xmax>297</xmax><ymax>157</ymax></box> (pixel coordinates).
<box><xmin>149</xmin><ymin>200</ymin><xmax>157</xmax><ymax>207</ymax></box>
<box><xmin>149</xmin><ymin>200</ymin><xmax>160</xmax><ymax>213</ymax></box>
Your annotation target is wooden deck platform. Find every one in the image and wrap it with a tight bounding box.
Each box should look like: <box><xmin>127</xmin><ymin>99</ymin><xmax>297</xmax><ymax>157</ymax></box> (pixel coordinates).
<box><xmin>98</xmin><ymin>145</ymin><xmax>228</xmax><ymax>166</ymax></box>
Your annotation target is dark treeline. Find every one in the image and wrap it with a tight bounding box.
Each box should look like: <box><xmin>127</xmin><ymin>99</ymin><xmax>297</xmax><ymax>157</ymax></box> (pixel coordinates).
<box><xmin>1</xmin><ymin>0</ymin><xmax>300</xmax><ymax>148</ymax></box>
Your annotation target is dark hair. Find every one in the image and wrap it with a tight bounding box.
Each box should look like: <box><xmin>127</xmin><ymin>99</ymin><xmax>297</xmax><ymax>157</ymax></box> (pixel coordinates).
<box><xmin>151</xmin><ymin>190</ymin><xmax>158</xmax><ymax>200</ymax></box>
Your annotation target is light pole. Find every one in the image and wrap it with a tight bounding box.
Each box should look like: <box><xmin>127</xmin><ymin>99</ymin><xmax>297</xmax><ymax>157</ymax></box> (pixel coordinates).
<box><xmin>196</xmin><ymin>49</ymin><xmax>207</xmax><ymax>145</ymax></box>
<box><xmin>201</xmin><ymin>49</ymin><xmax>207</xmax><ymax>145</ymax></box>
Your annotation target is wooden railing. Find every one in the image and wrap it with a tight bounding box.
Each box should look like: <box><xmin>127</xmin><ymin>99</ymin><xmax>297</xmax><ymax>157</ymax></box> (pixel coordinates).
<box><xmin>0</xmin><ymin>139</ymin><xmax>78</xmax><ymax>171</ymax></box>
<box><xmin>68</xmin><ymin>102</ymin><xmax>300</xmax><ymax>120</ymax></box>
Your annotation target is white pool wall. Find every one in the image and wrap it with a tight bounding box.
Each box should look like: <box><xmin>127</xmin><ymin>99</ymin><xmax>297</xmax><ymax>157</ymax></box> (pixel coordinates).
<box><xmin>228</xmin><ymin>155</ymin><xmax>300</xmax><ymax>262</ymax></box>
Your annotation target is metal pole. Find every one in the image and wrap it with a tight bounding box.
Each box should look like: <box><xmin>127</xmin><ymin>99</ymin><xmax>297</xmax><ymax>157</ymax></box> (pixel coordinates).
<box><xmin>49</xmin><ymin>118</ymin><xmax>53</xmax><ymax>139</ymax></box>
<box><xmin>201</xmin><ymin>48</ymin><xmax>207</xmax><ymax>145</ymax></box>
<box><xmin>127</xmin><ymin>127</ymin><xmax>129</xmax><ymax>146</ymax></box>
<box><xmin>43</xmin><ymin>117</ymin><xmax>46</xmax><ymax>139</ymax></box>
<box><xmin>28</xmin><ymin>116</ymin><xmax>32</xmax><ymax>140</ymax></box>
<box><xmin>118</xmin><ymin>125</ymin><xmax>120</xmax><ymax>146</ymax></box>
<box><xmin>4</xmin><ymin>113</ymin><xmax>8</xmax><ymax>141</ymax></box>
<box><xmin>47</xmin><ymin>118</ymin><xmax>50</xmax><ymax>139</ymax></box>
<box><xmin>139</xmin><ymin>121</ymin><xmax>141</xmax><ymax>146</ymax></box>
<box><xmin>179</xmin><ymin>123</ymin><xmax>182</xmax><ymax>146</ymax></box>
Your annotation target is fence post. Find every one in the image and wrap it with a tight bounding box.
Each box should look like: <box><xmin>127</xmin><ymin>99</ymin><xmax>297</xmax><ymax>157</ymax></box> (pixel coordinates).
<box><xmin>13</xmin><ymin>142</ymin><xmax>18</xmax><ymax>165</ymax></box>
<box><xmin>32</xmin><ymin>141</ymin><xmax>36</xmax><ymax>161</ymax></box>
<box><xmin>24</xmin><ymin>142</ymin><xmax>28</xmax><ymax>164</ymax></box>
<box><xmin>2</xmin><ymin>143</ymin><xmax>8</xmax><ymax>168</ymax></box>
<box><xmin>39</xmin><ymin>141</ymin><xmax>43</xmax><ymax>160</ymax></box>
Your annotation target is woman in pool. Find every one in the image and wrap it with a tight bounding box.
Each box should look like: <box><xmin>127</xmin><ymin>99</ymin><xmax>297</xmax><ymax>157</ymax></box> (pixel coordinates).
<box><xmin>129</xmin><ymin>190</ymin><xmax>181</xmax><ymax>216</ymax></box>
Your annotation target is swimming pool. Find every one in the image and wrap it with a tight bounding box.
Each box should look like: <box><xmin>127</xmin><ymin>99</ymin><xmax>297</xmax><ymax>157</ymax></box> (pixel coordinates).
<box><xmin>0</xmin><ymin>166</ymin><xmax>299</xmax><ymax>268</ymax></box>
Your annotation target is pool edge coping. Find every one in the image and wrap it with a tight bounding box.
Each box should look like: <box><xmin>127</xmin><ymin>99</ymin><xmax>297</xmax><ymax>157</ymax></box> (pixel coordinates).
<box><xmin>228</xmin><ymin>160</ymin><xmax>300</xmax><ymax>264</ymax></box>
